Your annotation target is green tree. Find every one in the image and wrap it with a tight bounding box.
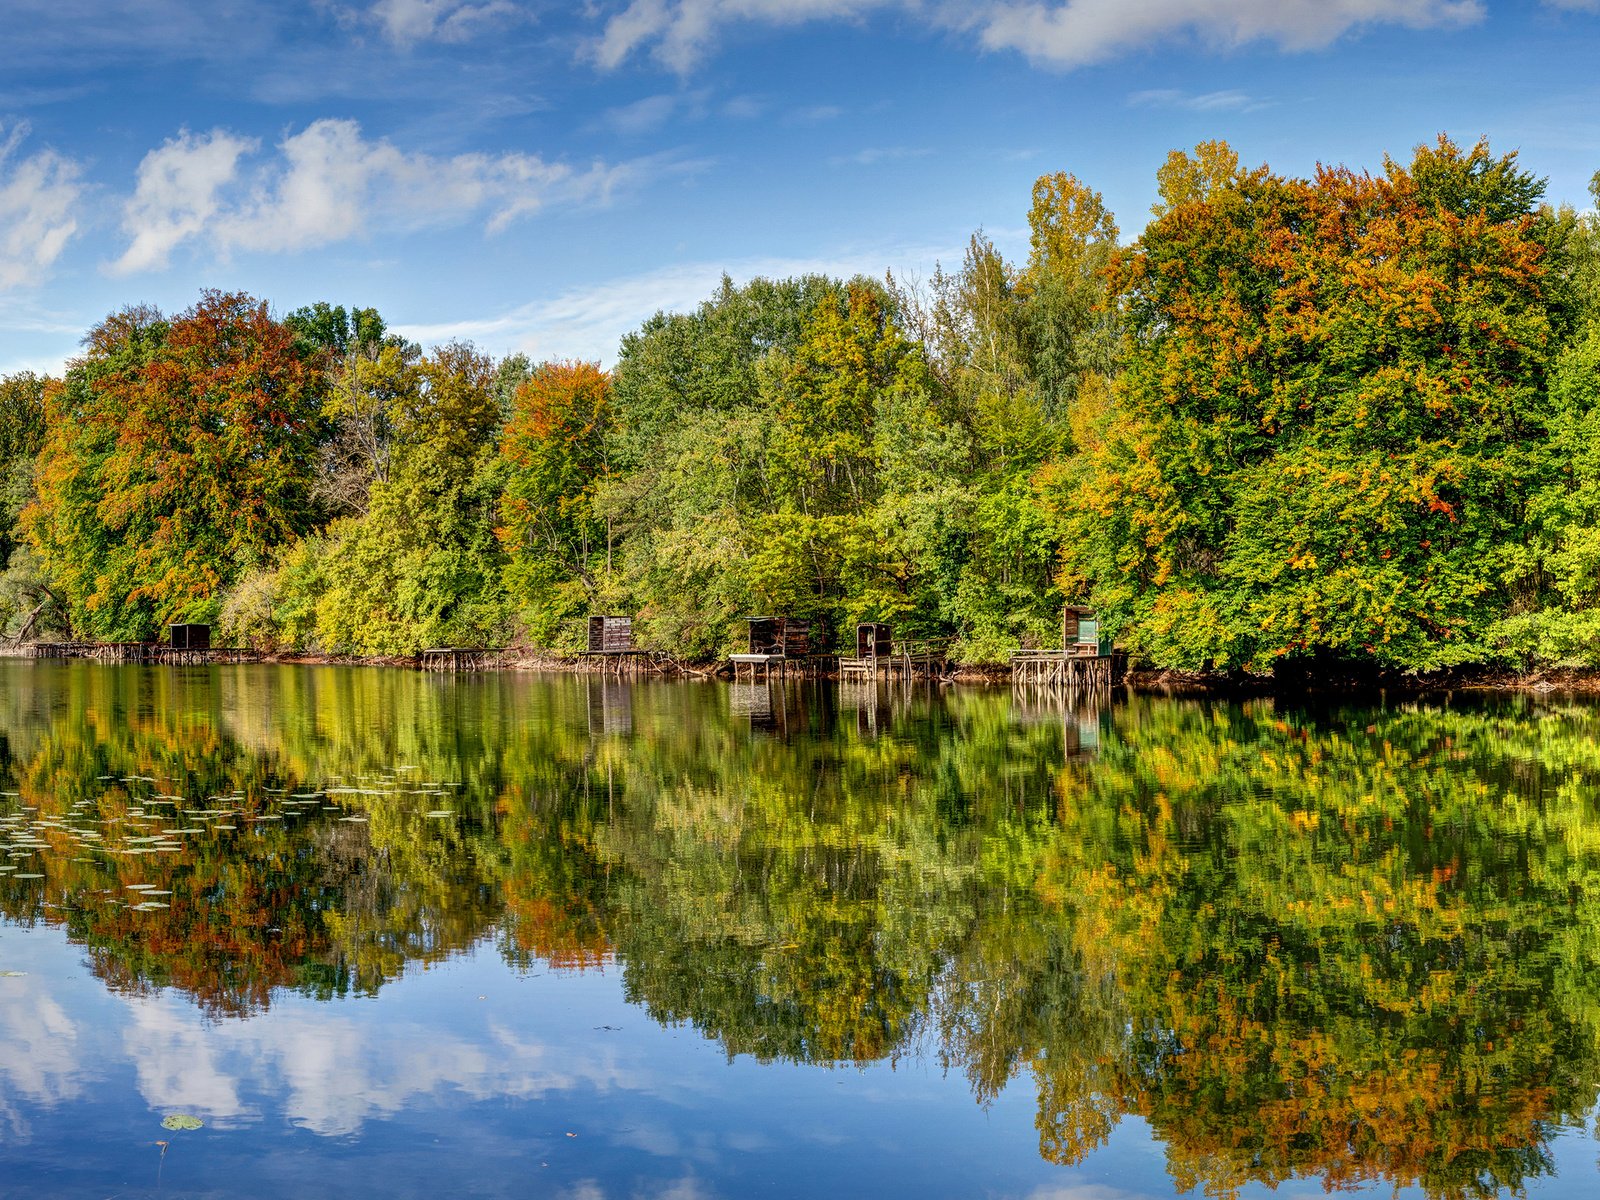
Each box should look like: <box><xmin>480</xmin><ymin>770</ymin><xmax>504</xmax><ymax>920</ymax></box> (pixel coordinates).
<box><xmin>499</xmin><ymin>361</ymin><xmax>614</xmax><ymax>646</ymax></box>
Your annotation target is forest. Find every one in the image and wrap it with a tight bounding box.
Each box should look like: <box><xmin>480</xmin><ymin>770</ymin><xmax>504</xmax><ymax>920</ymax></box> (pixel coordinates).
<box><xmin>3</xmin><ymin>135</ymin><xmax>1600</xmax><ymax>673</ymax></box>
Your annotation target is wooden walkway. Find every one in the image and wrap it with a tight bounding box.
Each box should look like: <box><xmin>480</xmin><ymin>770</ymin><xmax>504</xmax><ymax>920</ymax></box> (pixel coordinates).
<box><xmin>579</xmin><ymin>650</ymin><xmax>653</xmax><ymax>675</ymax></box>
<box><xmin>26</xmin><ymin>641</ymin><xmax>258</xmax><ymax>664</ymax></box>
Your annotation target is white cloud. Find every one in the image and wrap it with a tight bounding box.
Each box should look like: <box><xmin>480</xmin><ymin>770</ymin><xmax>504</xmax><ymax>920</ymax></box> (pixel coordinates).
<box><xmin>110</xmin><ymin>119</ymin><xmax>630</xmax><ymax>274</ymax></box>
<box><xmin>117</xmin><ymin>996</ymin><xmax>625</xmax><ymax>1138</ymax></box>
<box><xmin>973</xmin><ymin>0</ymin><xmax>1485</xmax><ymax>68</ymax></box>
<box><xmin>111</xmin><ymin>128</ymin><xmax>257</xmax><ymax>276</ymax></box>
<box><xmin>367</xmin><ymin>0</ymin><xmax>519</xmax><ymax>45</ymax></box>
<box><xmin>589</xmin><ymin>0</ymin><xmax>1487</xmax><ymax>72</ymax></box>
<box><xmin>0</xmin><ymin>121</ymin><xmax>84</xmax><ymax>291</ymax></box>
<box><xmin>601</xmin><ymin>92</ymin><xmax>698</xmax><ymax>136</ymax></box>
<box><xmin>0</xmin><ymin>973</ymin><xmax>85</xmax><ymax>1138</ymax></box>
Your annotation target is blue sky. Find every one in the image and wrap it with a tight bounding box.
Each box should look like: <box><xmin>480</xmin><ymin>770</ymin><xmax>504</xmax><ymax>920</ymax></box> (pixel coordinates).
<box><xmin>2</xmin><ymin>0</ymin><xmax>1598</xmax><ymax>375</ymax></box>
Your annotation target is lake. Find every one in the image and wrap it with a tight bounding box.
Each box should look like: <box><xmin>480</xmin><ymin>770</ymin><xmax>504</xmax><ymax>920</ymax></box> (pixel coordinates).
<box><xmin>2</xmin><ymin>659</ymin><xmax>1599</xmax><ymax>1199</ymax></box>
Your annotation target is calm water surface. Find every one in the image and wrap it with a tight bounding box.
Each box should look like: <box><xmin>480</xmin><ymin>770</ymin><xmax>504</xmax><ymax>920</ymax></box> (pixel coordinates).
<box><xmin>3</xmin><ymin>660</ymin><xmax>1600</xmax><ymax>1198</ymax></box>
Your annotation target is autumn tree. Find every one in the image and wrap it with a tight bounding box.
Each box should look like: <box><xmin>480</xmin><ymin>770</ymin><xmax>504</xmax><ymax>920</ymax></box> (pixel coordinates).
<box><xmin>23</xmin><ymin>292</ymin><xmax>323</xmax><ymax>640</ymax></box>
<box><xmin>1065</xmin><ymin>137</ymin><xmax>1564</xmax><ymax>672</ymax></box>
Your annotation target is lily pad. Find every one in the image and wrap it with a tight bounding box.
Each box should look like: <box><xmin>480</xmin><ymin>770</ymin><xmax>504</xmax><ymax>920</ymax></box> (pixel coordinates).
<box><xmin>161</xmin><ymin>1114</ymin><xmax>204</xmax><ymax>1131</ymax></box>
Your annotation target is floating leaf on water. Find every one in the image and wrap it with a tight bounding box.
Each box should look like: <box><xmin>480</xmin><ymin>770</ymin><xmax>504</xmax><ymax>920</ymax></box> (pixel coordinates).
<box><xmin>160</xmin><ymin>1114</ymin><xmax>203</xmax><ymax>1131</ymax></box>
<box><xmin>425</xmin><ymin>811</ymin><xmax>454</xmax><ymax>818</ymax></box>
<box><xmin>13</xmin><ymin>873</ymin><xmax>44</xmax><ymax>879</ymax></box>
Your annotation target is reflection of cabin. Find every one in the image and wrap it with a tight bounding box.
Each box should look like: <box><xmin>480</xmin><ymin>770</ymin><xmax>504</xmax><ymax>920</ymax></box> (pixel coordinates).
<box><xmin>1010</xmin><ymin>687</ymin><xmax>1108</xmax><ymax>760</ymax></box>
<box><xmin>839</xmin><ymin>622</ymin><xmax>948</xmax><ymax>681</ymax></box>
<box><xmin>586</xmin><ymin>677</ymin><xmax>634</xmax><ymax>737</ymax></box>
<box><xmin>730</xmin><ymin>617</ymin><xmax>813</xmax><ymax>680</ymax></box>
<box><xmin>729</xmin><ymin>680</ymin><xmax>805</xmax><ymax>735</ymax></box>
<box><xmin>1013</xmin><ymin>606</ymin><xmax>1121</xmax><ymax>690</ymax></box>
<box><xmin>169</xmin><ymin>623</ymin><xmax>211</xmax><ymax>651</ymax></box>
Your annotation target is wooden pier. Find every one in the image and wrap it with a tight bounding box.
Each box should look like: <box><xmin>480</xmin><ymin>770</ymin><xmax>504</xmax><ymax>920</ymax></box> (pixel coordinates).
<box><xmin>1009</xmin><ymin>607</ymin><xmax>1122</xmax><ymax>693</ymax></box>
<box><xmin>1010</xmin><ymin>651</ymin><xmax>1117</xmax><ymax>690</ymax></box>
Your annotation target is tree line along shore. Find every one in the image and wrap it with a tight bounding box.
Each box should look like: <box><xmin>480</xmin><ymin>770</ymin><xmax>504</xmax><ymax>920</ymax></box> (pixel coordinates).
<box><xmin>3</xmin><ymin>136</ymin><xmax>1600</xmax><ymax>681</ymax></box>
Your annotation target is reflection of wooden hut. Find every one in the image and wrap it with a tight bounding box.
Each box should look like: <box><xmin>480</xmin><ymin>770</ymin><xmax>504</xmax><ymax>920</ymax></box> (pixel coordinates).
<box><xmin>731</xmin><ymin>617</ymin><xmax>812</xmax><ymax>680</ymax></box>
<box><xmin>169</xmin><ymin>623</ymin><xmax>211</xmax><ymax>651</ymax></box>
<box><xmin>586</xmin><ymin>677</ymin><xmax>634</xmax><ymax>737</ymax></box>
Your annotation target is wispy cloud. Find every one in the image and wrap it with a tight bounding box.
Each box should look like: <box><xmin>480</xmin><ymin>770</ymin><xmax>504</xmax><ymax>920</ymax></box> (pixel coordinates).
<box><xmin>1128</xmin><ymin>88</ymin><xmax>1269</xmax><ymax>112</ymax></box>
<box><xmin>587</xmin><ymin>0</ymin><xmax>1488</xmax><ymax>73</ymax></box>
<box><xmin>108</xmin><ymin>119</ymin><xmax>641</xmax><ymax>275</ymax></box>
<box><xmin>597</xmin><ymin>90</ymin><xmax>715</xmax><ymax>136</ymax></box>
<box><xmin>0</xmin><ymin>121</ymin><xmax>83</xmax><ymax>291</ymax></box>
<box><xmin>391</xmin><ymin>241</ymin><xmax>965</xmax><ymax>363</ymax></box>
<box><xmin>363</xmin><ymin>0</ymin><xmax>521</xmax><ymax>46</ymax></box>
<box><xmin>828</xmin><ymin>146</ymin><xmax>931</xmax><ymax>167</ymax></box>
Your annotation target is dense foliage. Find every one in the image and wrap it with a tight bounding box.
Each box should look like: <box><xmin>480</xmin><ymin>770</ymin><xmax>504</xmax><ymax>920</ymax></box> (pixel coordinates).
<box><xmin>3</xmin><ymin>137</ymin><xmax>1600</xmax><ymax>670</ymax></box>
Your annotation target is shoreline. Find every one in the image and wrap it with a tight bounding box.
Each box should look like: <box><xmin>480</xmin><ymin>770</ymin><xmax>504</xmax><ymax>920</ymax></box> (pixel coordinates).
<box><xmin>9</xmin><ymin>641</ymin><xmax>1600</xmax><ymax>696</ymax></box>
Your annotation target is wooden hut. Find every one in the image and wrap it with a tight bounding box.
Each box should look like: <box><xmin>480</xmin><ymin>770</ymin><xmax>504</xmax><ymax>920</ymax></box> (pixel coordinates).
<box><xmin>582</xmin><ymin>614</ymin><xmax>646</xmax><ymax>674</ymax></box>
<box><xmin>169</xmin><ymin>623</ymin><xmax>211</xmax><ymax>651</ymax></box>
<box><xmin>730</xmin><ymin>617</ymin><xmax>812</xmax><ymax>680</ymax></box>
<box><xmin>586</xmin><ymin>615</ymin><xmax>635</xmax><ymax>653</ymax></box>
<box><xmin>1014</xmin><ymin>606</ymin><xmax>1118</xmax><ymax>689</ymax></box>
<box><xmin>1063</xmin><ymin>607</ymin><xmax>1110</xmax><ymax>656</ymax></box>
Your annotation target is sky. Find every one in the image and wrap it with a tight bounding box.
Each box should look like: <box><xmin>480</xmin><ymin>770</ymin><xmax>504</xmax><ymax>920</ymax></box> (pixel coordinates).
<box><xmin>1</xmin><ymin>0</ymin><xmax>1599</xmax><ymax>376</ymax></box>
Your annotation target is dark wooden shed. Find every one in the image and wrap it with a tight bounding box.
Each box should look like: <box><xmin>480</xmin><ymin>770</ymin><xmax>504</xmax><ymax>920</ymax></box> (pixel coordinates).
<box><xmin>169</xmin><ymin>623</ymin><xmax>211</xmax><ymax>651</ymax></box>
<box><xmin>855</xmin><ymin>622</ymin><xmax>891</xmax><ymax>659</ymax></box>
<box><xmin>586</xmin><ymin>615</ymin><xmax>634</xmax><ymax>654</ymax></box>
<box><xmin>745</xmin><ymin>617</ymin><xmax>810</xmax><ymax>658</ymax></box>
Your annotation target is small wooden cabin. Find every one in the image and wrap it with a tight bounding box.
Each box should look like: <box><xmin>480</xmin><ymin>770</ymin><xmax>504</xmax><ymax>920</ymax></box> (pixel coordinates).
<box><xmin>745</xmin><ymin>617</ymin><xmax>811</xmax><ymax>659</ymax></box>
<box><xmin>1063</xmin><ymin>607</ymin><xmax>1108</xmax><ymax>656</ymax></box>
<box><xmin>586</xmin><ymin>615</ymin><xmax>634</xmax><ymax>654</ymax></box>
<box><xmin>169</xmin><ymin>623</ymin><xmax>211</xmax><ymax>651</ymax></box>
<box><xmin>855</xmin><ymin>622</ymin><xmax>891</xmax><ymax>660</ymax></box>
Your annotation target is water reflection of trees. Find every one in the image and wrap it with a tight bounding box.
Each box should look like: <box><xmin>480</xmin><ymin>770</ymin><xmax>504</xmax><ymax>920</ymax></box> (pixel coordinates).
<box><xmin>4</xmin><ymin>666</ymin><xmax>1600</xmax><ymax>1196</ymax></box>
